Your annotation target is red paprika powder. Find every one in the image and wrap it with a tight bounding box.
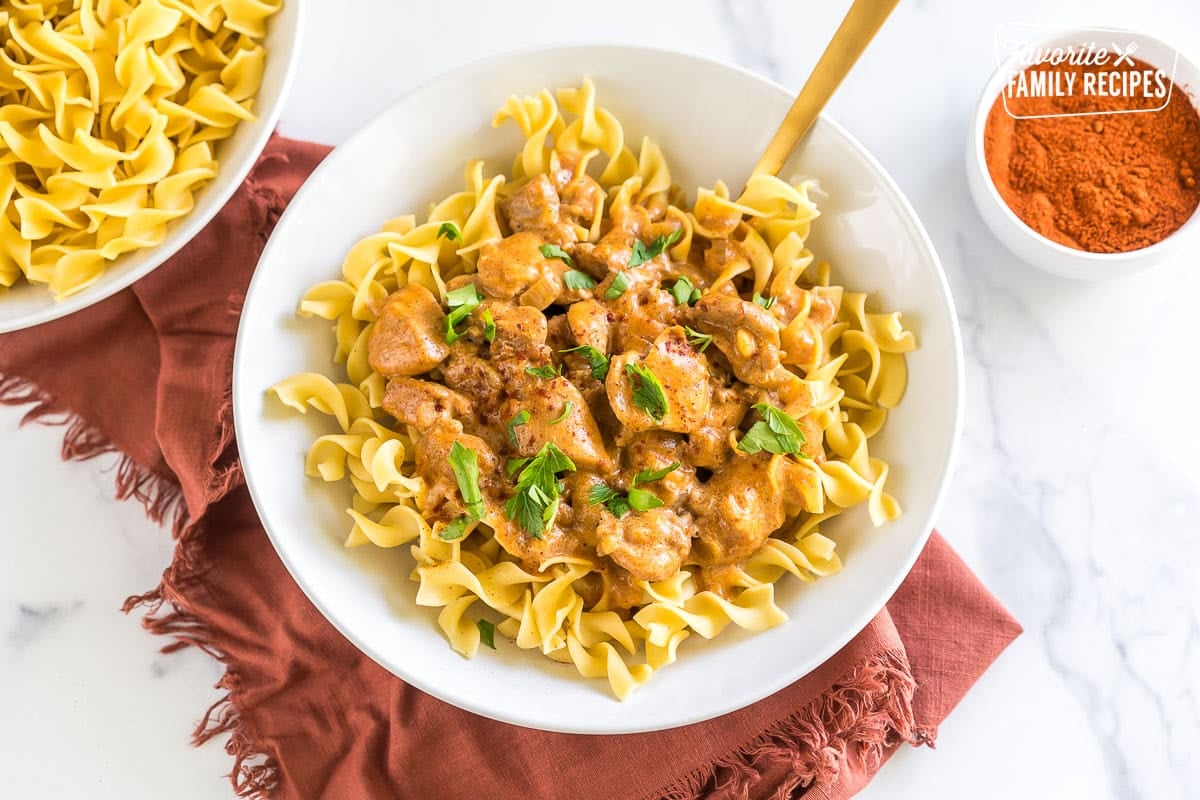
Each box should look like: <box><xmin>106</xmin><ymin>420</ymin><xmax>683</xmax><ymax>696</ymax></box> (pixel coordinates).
<box><xmin>984</xmin><ymin>56</ymin><xmax>1200</xmax><ymax>253</ymax></box>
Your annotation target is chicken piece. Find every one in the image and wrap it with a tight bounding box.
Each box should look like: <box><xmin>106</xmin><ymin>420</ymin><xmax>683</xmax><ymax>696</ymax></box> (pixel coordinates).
<box><xmin>596</xmin><ymin>506</ymin><xmax>692</xmax><ymax>582</ymax></box>
<box><xmin>487</xmin><ymin>512</ymin><xmax>590</xmax><ymax>572</ymax></box>
<box><xmin>414</xmin><ymin>418</ymin><xmax>502</xmax><ymax>521</ymax></box>
<box><xmin>476</xmin><ymin>232</ymin><xmax>565</xmax><ymax>309</ymax></box>
<box><xmin>500</xmin><ymin>173</ymin><xmax>577</xmax><ymax>245</ymax></box>
<box><xmin>688</xmin><ymin>454</ymin><xmax>785</xmax><ymax>566</ymax></box>
<box><xmin>691</xmin><ymin>292</ymin><xmax>791</xmax><ymax>387</ymax></box>
<box><xmin>367</xmin><ymin>284</ymin><xmax>449</xmax><ymax>377</ymax></box>
<box><xmin>566</xmin><ymin>298</ymin><xmax>611</xmax><ymax>354</ymax></box>
<box><xmin>441</xmin><ymin>352</ymin><xmax>504</xmax><ymax>423</ymax></box>
<box><xmin>686</xmin><ymin>385</ymin><xmax>749</xmax><ymax>470</ymax></box>
<box><xmin>383</xmin><ymin>378</ymin><xmax>472</xmax><ymax>431</ymax></box>
<box><xmin>571</xmin><ymin>228</ymin><xmax>634</xmax><ymax>277</ymax></box>
<box><xmin>560</xmin><ymin>174</ymin><xmax>605</xmax><ymax>227</ymax></box>
<box><xmin>561</xmin><ymin>472</ymin><xmax>610</xmax><ymax>549</ymax></box>
<box><xmin>606</xmin><ymin>326</ymin><xmax>712</xmax><ymax>434</ymax></box>
<box><xmin>480</xmin><ymin>299</ymin><xmax>548</xmax><ymax>357</ymax></box>
<box><xmin>622</xmin><ymin>432</ymin><xmax>696</xmax><ymax>508</ymax></box>
<box><xmin>500</xmin><ymin>375</ymin><xmax>613</xmax><ymax>471</ymax></box>
<box><xmin>609</xmin><ymin>285</ymin><xmax>677</xmax><ymax>352</ymax></box>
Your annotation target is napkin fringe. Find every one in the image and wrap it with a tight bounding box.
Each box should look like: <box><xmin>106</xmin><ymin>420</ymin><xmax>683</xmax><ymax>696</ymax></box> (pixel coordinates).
<box><xmin>656</xmin><ymin>649</ymin><xmax>921</xmax><ymax>800</ymax></box>
<box><xmin>0</xmin><ymin>373</ymin><xmax>275</xmax><ymax>797</ymax></box>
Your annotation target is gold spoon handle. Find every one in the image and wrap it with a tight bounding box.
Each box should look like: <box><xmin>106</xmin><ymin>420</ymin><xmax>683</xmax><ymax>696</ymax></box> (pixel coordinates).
<box><xmin>752</xmin><ymin>0</ymin><xmax>902</xmax><ymax>178</ymax></box>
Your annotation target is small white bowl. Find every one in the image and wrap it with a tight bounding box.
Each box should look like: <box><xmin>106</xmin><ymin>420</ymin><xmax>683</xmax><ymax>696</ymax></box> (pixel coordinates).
<box><xmin>0</xmin><ymin>1</ymin><xmax>305</xmax><ymax>333</ymax></box>
<box><xmin>967</xmin><ymin>31</ymin><xmax>1200</xmax><ymax>280</ymax></box>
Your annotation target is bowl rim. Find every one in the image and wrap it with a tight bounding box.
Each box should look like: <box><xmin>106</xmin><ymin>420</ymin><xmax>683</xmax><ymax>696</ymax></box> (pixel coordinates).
<box><xmin>969</xmin><ymin>28</ymin><xmax>1200</xmax><ymax>264</ymax></box>
<box><xmin>233</xmin><ymin>42</ymin><xmax>965</xmax><ymax>733</ymax></box>
<box><xmin>0</xmin><ymin>0</ymin><xmax>307</xmax><ymax>334</ymax></box>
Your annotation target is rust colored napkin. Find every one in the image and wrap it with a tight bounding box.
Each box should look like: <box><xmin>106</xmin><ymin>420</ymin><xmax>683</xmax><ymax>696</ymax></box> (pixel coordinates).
<box><xmin>0</xmin><ymin>136</ymin><xmax>1020</xmax><ymax>800</ymax></box>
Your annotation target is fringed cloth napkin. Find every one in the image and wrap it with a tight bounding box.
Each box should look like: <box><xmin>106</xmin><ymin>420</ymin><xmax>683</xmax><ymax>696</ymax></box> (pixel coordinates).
<box><xmin>0</xmin><ymin>136</ymin><xmax>1021</xmax><ymax>800</ymax></box>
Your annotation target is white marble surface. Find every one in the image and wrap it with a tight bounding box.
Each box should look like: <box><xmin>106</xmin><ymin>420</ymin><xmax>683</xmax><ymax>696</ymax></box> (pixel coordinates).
<box><xmin>2</xmin><ymin>0</ymin><xmax>1198</xmax><ymax>797</ymax></box>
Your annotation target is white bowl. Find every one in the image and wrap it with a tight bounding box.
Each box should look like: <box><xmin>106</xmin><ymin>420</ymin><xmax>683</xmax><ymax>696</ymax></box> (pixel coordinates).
<box><xmin>233</xmin><ymin>45</ymin><xmax>963</xmax><ymax>734</ymax></box>
<box><xmin>967</xmin><ymin>31</ymin><xmax>1200</xmax><ymax>280</ymax></box>
<box><xmin>0</xmin><ymin>1</ymin><xmax>305</xmax><ymax>333</ymax></box>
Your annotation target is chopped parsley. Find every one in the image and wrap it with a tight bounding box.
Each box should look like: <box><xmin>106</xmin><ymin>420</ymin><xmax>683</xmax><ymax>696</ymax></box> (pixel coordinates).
<box><xmin>539</xmin><ymin>243</ymin><xmax>574</xmax><ymax>266</ymax></box>
<box><xmin>671</xmin><ymin>276</ymin><xmax>701</xmax><ymax>306</ymax></box>
<box><xmin>736</xmin><ymin>403</ymin><xmax>809</xmax><ymax>456</ymax></box>
<box><xmin>752</xmin><ymin>292</ymin><xmax>777</xmax><ymax>310</ymax></box>
<box><xmin>505</xmin><ymin>442</ymin><xmax>576</xmax><ymax>538</ymax></box>
<box><xmin>559</xmin><ymin>345</ymin><xmax>610</xmax><ymax>380</ymax></box>
<box><xmin>476</xmin><ymin>619</ymin><xmax>496</xmax><ymax>649</ymax></box>
<box><xmin>448</xmin><ymin>441</ymin><xmax>484</xmax><ymax>520</ymax></box>
<box><xmin>525</xmin><ymin>364</ymin><xmax>561</xmax><ymax>380</ymax></box>
<box><xmin>439</xmin><ymin>516</ymin><xmax>471</xmax><ymax>541</ymax></box>
<box><xmin>625</xmin><ymin>362</ymin><xmax>669</xmax><ymax>422</ymax></box>
<box><xmin>549</xmin><ymin>400</ymin><xmax>573</xmax><ymax>425</ymax></box>
<box><xmin>629</xmin><ymin>228</ymin><xmax>684</xmax><ymax>268</ymax></box>
<box><xmin>588</xmin><ymin>461</ymin><xmax>679</xmax><ymax>518</ymax></box>
<box><xmin>563</xmin><ymin>269</ymin><xmax>596</xmax><ymax>289</ymax></box>
<box><xmin>437</xmin><ymin>221</ymin><xmax>462</xmax><ymax>241</ymax></box>
<box><xmin>683</xmin><ymin>326</ymin><xmax>713</xmax><ymax>353</ymax></box>
<box><xmin>444</xmin><ymin>284</ymin><xmax>482</xmax><ymax>343</ymax></box>
<box><xmin>604</xmin><ymin>271</ymin><xmax>631</xmax><ymax>301</ymax></box>
<box><xmin>506</xmin><ymin>409</ymin><xmax>531</xmax><ymax>447</ymax></box>
<box><xmin>482</xmin><ymin>309</ymin><xmax>496</xmax><ymax>343</ymax></box>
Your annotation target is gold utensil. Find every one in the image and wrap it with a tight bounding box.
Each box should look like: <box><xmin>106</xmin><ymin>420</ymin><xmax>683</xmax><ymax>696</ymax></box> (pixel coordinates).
<box><xmin>752</xmin><ymin>0</ymin><xmax>902</xmax><ymax>177</ymax></box>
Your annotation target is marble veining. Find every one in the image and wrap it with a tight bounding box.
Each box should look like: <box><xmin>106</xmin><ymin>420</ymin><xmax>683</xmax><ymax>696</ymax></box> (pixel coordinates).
<box><xmin>1</xmin><ymin>1</ymin><xmax>1197</xmax><ymax>798</ymax></box>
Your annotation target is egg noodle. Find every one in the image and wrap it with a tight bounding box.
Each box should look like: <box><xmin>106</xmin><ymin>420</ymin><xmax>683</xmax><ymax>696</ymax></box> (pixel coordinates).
<box><xmin>272</xmin><ymin>80</ymin><xmax>915</xmax><ymax>699</ymax></box>
<box><xmin>0</xmin><ymin>0</ymin><xmax>279</xmax><ymax>298</ymax></box>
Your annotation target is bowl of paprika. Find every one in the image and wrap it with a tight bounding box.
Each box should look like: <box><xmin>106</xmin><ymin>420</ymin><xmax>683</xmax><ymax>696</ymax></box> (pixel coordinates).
<box><xmin>968</xmin><ymin>31</ymin><xmax>1200</xmax><ymax>279</ymax></box>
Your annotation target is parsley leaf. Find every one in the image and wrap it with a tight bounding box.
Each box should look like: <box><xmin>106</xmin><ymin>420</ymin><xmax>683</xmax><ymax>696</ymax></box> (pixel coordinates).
<box><xmin>437</xmin><ymin>221</ymin><xmax>462</xmax><ymax>241</ymax></box>
<box><xmin>525</xmin><ymin>364</ymin><xmax>561</xmax><ymax>380</ymax></box>
<box><xmin>752</xmin><ymin>292</ymin><xmax>777</xmax><ymax>310</ymax></box>
<box><xmin>736</xmin><ymin>403</ymin><xmax>808</xmax><ymax>456</ymax></box>
<box><xmin>563</xmin><ymin>269</ymin><xmax>596</xmax><ymax>290</ymax></box>
<box><xmin>671</xmin><ymin>276</ymin><xmax>701</xmax><ymax>306</ymax></box>
<box><xmin>482</xmin><ymin>309</ymin><xmax>496</xmax><ymax>343</ymax></box>
<box><xmin>448</xmin><ymin>441</ymin><xmax>484</xmax><ymax>520</ymax></box>
<box><xmin>683</xmin><ymin>326</ymin><xmax>713</xmax><ymax>353</ymax></box>
<box><xmin>629</xmin><ymin>228</ymin><xmax>684</xmax><ymax>268</ymax></box>
<box><xmin>549</xmin><ymin>400</ymin><xmax>573</xmax><ymax>425</ymax></box>
<box><xmin>587</xmin><ymin>483</ymin><xmax>632</xmax><ymax>518</ymax></box>
<box><xmin>625</xmin><ymin>362</ymin><xmax>669</xmax><ymax>422</ymax></box>
<box><xmin>604</xmin><ymin>271</ymin><xmax>631</xmax><ymax>301</ymax></box>
<box><xmin>476</xmin><ymin>619</ymin><xmax>496</xmax><ymax>649</ymax></box>
<box><xmin>559</xmin><ymin>345</ymin><xmax>610</xmax><ymax>381</ymax></box>
<box><xmin>539</xmin><ymin>243</ymin><xmax>574</xmax><ymax>266</ymax></box>
<box><xmin>506</xmin><ymin>457</ymin><xmax>530</xmax><ymax>477</ymax></box>
<box><xmin>633</xmin><ymin>461</ymin><xmax>680</xmax><ymax>486</ymax></box>
<box><xmin>505</xmin><ymin>442</ymin><xmax>576</xmax><ymax>538</ymax></box>
<box><xmin>439</xmin><ymin>515</ymin><xmax>471</xmax><ymax>541</ymax></box>
<box><xmin>626</xmin><ymin>487</ymin><xmax>664</xmax><ymax>512</ymax></box>
<box><xmin>507</xmin><ymin>409</ymin><xmax>531</xmax><ymax>447</ymax></box>
<box><xmin>444</xmin><ymin>284</ymin><xmax>482</xmax><ymax>344</ymax></box>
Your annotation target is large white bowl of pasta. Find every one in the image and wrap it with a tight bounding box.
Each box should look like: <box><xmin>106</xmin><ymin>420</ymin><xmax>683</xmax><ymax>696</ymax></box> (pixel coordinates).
<box><xmin>234</xmin><ymin>46</ymin><xmax>963</xmax><ymax>733</ymax></box>
<box><xmin>0</xmin><ymin>0</ymin><xmax>301</xmax><ymax>333</ymax></box>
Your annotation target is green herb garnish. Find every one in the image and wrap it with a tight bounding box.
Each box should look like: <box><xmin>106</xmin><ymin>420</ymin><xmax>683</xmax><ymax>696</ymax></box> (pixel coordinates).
<box><xmin>629</xmin><ymin>228</ymin><xmax>684</xmax><ymax>268</ymax></box>
<box><xmin>559</xmin><ymin>345</ymin><xmax>610</xmax><ymax>381</ymax></box>
<box><xmin>539</xmin><ymin>243</ymin><xmax>574</xmax><ymax>266</ymax></box>
<box><xmin>563</xmin><ymin>269</ymin><xmax>596</xmax><ymax>289</ymax></box>
<box><xmin>625</xmin><ymin>362</ymin><xmax>668</xmax><ymax>422</ymax></box>
<box><xmin>439</xmin><ymin>515</ymin><xmax>471</xmax><ymax>541</ymax></box>
<box><xmin>525</xmin><ymin>364</ymin><xmax>561</xmax><ymax>380</ymax></box>
<box><xmin>626</xmin><ymin>487</ymin><xmax>664</xmax><ymax>512</ymax></box>
<box><xmin>588</xmin><ymin>462</ymin><xmax>677</xmax><ymax>518</ymax></box>
<box><xmin>506</xmin><ymin>457</ymin><xmax>530</xmax><ymax>477</ymax></box>
<box><xmin>683</xmin><ymin>326</ymin><xmax>713</xmax><ymax>353</ymax></box>
<box><xmin>444</xmin><ymin>284</ymin><xmax>482</xmax><ymax>343</ymax></box>
<box><xmin>437</xmin><ymin>221</ymin><xmax>462</xmax><ymax>242</ymax></box>
<box><xmin>549</xmin><ymin>401</ymin><xmax>573</xmax><ymax>425</ymax></box>
<box><xmin>671</xmin><ymin>276</ymin><xmax>701</xmax><ymax>306</ymax></box>
<box><xmin>633</xmin><ymin>461</ymin><xmax>680</xmax><ymax>485</ymax></box>
<box><xmin>604</xmin><ymin>271</ymin><xmax>631</xmax><ymax>301</ymax></box>
<box><xmin>476</xmin><ymin>619</ymin><xmax>496</xmax><ymax>649</ymax></box>
<box><xmin>448</xmin><ymin>441</ymin><xmax>484</xmax><ymax>520</ymax></box>
<box><xmin>752</xmin><ymin>292</ymin><xmax>777</xmax><ymax>310</ymax></box>
<box><xmin>736</xmin><ymin>402</ymin><xmax>808</xmax><ymax>456</ymax></box>
<box><xmin>482</xmin><ymin>309</ymin><xmax>496</xmax><ymax>343</ymax></box>
<box><xmin>507</xmin><ymin>409</ymin><xmax>531</xmax><ymax>448</ymax></box>
<box><xmin>587</xmin><ymin>483</ymin><xmax>632</xmax><ymax>518</ymax></box>
<box><xmin>505</xmin><ymin>442</ymin><xmax>576</xmax><ymax>538</ymax></box>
